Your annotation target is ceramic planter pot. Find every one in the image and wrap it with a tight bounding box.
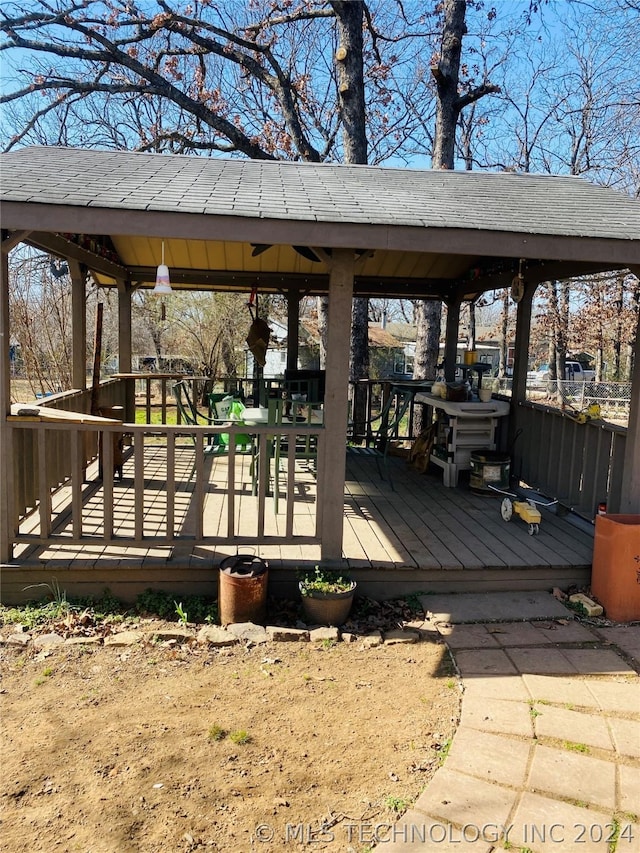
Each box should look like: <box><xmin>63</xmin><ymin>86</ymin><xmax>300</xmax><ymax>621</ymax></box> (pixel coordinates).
<box><xmin>299</xmin><ymin>582</ymin><xmax>356</xmax><ymax>626</ymax></box>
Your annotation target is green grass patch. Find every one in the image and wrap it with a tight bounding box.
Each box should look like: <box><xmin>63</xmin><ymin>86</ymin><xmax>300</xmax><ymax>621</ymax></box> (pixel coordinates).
<box><xmin>229</xmin><ymin>730</ymin><xmax>251</xmax><ymax>745</ymax></box>
<box><xmin>563</xmin><ymin>741</ymin><xmax>589</xmax><ymax>753</ymax></box>
<box><xmin>207</xmin><ymin>724</ymin><xmax>227</xmax><ymax>742</ymax></box>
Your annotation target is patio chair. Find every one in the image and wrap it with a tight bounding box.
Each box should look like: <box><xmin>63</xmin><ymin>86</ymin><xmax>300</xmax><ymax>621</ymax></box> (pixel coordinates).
<box><xmin>173</xmin><ymin>381</ymin><xmax>227</xmax><ymax>455</ymax></box>
<box><xmin>209</xmin><ymin>393</ymin><xmax>252</xmax><ymax>451</ymax></box>
<box><xmin>268</xmin><ymin>396</ymin><xmax>321</xmax><ymax>514</ymax></box>
<box><xmin>352</xmin><ymin>381</ymin><xmax>433</xmax><ymax>490</ymax></box>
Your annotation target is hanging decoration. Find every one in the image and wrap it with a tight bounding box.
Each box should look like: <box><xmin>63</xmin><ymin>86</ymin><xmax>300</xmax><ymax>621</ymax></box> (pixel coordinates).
<box><xmin>246</xmin><ymin>286</ymin><xmax>271</xmax><ymax>367</ymax></box>
<box><xmin>510</xmin><ymin>259</ymin><xmax>526</xmax><ymax>303</ymax></box>
<box><xmin>153</xmin><ymin>241</ymin><xmax>172</xmax><ymax>295</ymax></box>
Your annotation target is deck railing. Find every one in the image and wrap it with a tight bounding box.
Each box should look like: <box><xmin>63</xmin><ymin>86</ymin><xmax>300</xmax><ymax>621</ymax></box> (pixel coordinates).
<box><xmin>10</xmin><ymin>374</ymin><xmax>628</xmax><ymax>555</ymax></box>
<box><xmin>348</xmin><ymin>379</ymin><xmax>427</xmax><ymax>445</ymax></box>
<box><xmin>511</xmin><ymin>400</ymin><xmax>627</xmax><ymax>519</ymax></box>
<box><xmin>9</xmin><ymin>417</ymin><xmax>323</xmax><ymax>553</ymax></box>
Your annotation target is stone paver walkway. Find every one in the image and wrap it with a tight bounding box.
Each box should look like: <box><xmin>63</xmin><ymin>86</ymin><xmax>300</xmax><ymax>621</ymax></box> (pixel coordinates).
<box><xmin>381</xmin><ymin>593</ymin><xmax>640</xmax><ymax>853</ymax></box>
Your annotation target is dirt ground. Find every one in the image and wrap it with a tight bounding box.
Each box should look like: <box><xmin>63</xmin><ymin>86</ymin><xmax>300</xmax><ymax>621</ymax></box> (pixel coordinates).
<box><xmin>0</xmin><ymin>622</ymin><xmax>459</xmax><ymax>853</ymax></box>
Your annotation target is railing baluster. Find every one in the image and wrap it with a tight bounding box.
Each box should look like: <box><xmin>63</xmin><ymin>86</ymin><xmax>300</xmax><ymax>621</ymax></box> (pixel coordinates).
<box><xmin>166</xmin><ymin>432</ymin><xmax>175</xmax><ymax>540</ymax></box>
<box><xmin>134</xmin><ymin>433</ymin><xmax>145</xmax><ymax>539</ymax></box>
<box><xmin>103</xmin><ymin>429</ymin><xmax>114</xmax><ymax>540</ymax></box>
<box><xmin>194</xmin><ymin>432</ymin><xmax>204</xmax><ymax>540</ymax></box>
<box><xmin>227</xmin><ymin>441</ymin><xmax>236</xmax><ymax>539</ymax></box>
<box><xmin>37</xmin><ymin>427</ymin><xmax>51</xmax><ymax>539</ymax></box>
<box><xmin>71</xmin><ymin>430</ymin><xmax>83</xmax><ymax>539</ymax></box>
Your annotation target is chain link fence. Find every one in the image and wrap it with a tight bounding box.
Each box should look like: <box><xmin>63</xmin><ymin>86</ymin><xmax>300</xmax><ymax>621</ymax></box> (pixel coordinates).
<box><xmin>488</xmin><ymin>378</ymin><xmax>631</xmax><ymax>424</ymax></box>
<box><xmin>529</xmin><ymin>380</ymin><xmax>631</xmax><ymax>423</ymax></box>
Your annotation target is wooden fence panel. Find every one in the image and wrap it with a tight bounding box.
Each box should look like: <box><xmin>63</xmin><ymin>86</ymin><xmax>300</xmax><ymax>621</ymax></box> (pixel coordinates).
<box><xmin>513</xmin><ymin>402</ymin><xmax>626</xmax><ymax>518</ymax></box>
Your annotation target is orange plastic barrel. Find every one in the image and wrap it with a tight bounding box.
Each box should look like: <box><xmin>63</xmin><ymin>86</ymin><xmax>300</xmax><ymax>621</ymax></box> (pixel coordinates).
<box><xmin>590</xmin><ymin>515</ymin><xmax>640</xmax><ymax>622</ymax></box>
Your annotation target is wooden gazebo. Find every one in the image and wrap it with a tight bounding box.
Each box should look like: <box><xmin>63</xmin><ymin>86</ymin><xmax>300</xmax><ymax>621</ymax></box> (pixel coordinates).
<box><xmin>1</xmin><ymin>147</ymin><xmax>639</xmax><ymax>599</ymax></box>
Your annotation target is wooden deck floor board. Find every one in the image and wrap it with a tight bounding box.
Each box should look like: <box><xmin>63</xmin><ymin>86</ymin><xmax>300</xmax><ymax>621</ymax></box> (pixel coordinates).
<box><xmin>389</xmin><ymin>472</ymin><xmax>499</xmax><ymax>569</ymax></box>
<box><xmin>7</xmin><ymin>445</ymin><xmax>593</xmax><ymax>595</ymax></box>
<box><xmin>373</xmin><ymin>454</ymin><xmax>580</xmax><ymax>570</ymax></box>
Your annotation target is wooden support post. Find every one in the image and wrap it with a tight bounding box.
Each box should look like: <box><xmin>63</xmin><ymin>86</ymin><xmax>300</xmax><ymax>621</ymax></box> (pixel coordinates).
<box><xmin>511</xmin><ymin>283</ymin><xmax>536</xmax><ymax>405</ymax></box>
<box><xmin>69</xmin><ymin>259</ymin><xmax>87</xmax><ymax>391</ymax></box>
<box><xmin>321</xmin><ymin>249</ymin><xmax>354</xmax><ymax>562</ymax></box>
<box><xmin>117</xmin><ymin>281</ymin><xmax>135</xmax><ymax>422</ymax></box>
<box><xmin>286</xmin><ymin>291</ymin><xmax>300</xmax><ymax>373</ymax></box>
<box><xmin>0</xmin><ymin>243</ymin><xmax>12</xmax><ymax>561</ymax></box>
<box><xmin>443</xmin><ymin>295</ymin><xmax>462</xmax><ymax>381</ymax></box>
<box><xmin>508</xmin><ymin>282</ymin><xmax>537</xmax><ymax>449</ymax></box>
<box><xmin>90</xmin><ymin>302</ymin><xmax>103</xmax><ymax>416</ymax></box>
<box><xmin>617</xmin><ymin>315</ymin><xmax>640</xmax><ymax>512</ymax></box>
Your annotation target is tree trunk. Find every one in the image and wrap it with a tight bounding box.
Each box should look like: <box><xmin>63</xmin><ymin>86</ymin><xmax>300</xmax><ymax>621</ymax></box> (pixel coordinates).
<box><xmin>498</xmin><ymin>290</ymin><xmax>509</xmax><ymax>378</ymax></box>
<box><xmin>468</xmin><ymin>301</ymin><xmax>476</xmax><ymax>349</ymax></box>
<box><xmin>613</xmin><ymin>274</ymin><xmax>624</xmax><ymax>379</ymax></box>
<box><xmin>413</xmin><ymin>300</ymin><xmax>442</xmax><ymax>433</ymax></box>
<box><xmin>625</xmin><ymin>278</ymin><xmax>640</xmax><ymax>380</ymax></box>
<box><xmin>432</xmin><ymin>0</ymin><xmax>467</xmax><ymax>169</ymax></box>
<box><xmin>332</xmin><ymin>1</ymin><xmax>369</xmax><ymax>434</ymax></box>
<box><xmin>556</xmin><ymin>280</ymin><xmax>569</xmax><ymax>381</ymax></box>
<box><xmin>317</xmin><ymin>296</ymin><xmax>329</xmax><ymax>368</ymax></box>
<box><xmin>332</xmin><ymin>1</ymin><xmax>368</xmax><ymax>164</ymax></box>
<box><xmin>413</xmin><ymin>0</ymin><xmax>466</xmax><ymax>434</ymax></box>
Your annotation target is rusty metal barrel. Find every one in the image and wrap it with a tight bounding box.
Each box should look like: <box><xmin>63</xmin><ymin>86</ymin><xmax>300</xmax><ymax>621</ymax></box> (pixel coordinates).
<box><xmin>218</xmin><ymin>555</ymin><xmax>269</xmax><ymax>625</ymax></box>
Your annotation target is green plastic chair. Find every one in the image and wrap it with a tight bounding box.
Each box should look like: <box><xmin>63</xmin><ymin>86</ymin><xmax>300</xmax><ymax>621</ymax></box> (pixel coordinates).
<box><xmin>268</xmin><ymin>396</ymin><xmax>321</xmax><ymax>514</ymax></box>
<box><xmin>209</xmin><ymin>394</ymin><xmax>251</xmax><ymax>450</ymax></box>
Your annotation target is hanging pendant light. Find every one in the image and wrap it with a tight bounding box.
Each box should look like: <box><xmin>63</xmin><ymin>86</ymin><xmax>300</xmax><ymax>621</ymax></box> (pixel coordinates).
<box><xmin>153</xmin><ymin>241</ymin><xmax>172</xmax><ymax>295</ymax></box>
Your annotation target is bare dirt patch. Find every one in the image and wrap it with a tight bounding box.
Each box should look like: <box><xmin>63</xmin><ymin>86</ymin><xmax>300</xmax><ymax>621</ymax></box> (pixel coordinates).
<box><xmin>0</xmin><ymin>624</ymin><xmax>459</xmax><ymax>853</ymax></box>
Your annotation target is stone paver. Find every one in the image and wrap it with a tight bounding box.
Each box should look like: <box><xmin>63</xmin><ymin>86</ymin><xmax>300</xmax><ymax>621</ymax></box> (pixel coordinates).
<box><xmin>608</xmin><ymin>717</ymin><xmax>640</xmax><ymax>758</ymax></box>
<box><xmin>559</xmin><ymin>647</ymin><xmax>635</xmax><ymax>675</ymax></box>
<box><xmin>522</xmin><ymin>673</ymin><xmax>600</xmax><ymax>707</ymax></box>
<box><xmin>595</xmin><ymin>625</ymin><xmax>640</xmax><ymax>660</ymax></box>
<box><xmin>5</xmin><ymin>633</ymin><xmax>30</xmax><ymax>647</ymax></box>
<box><xmin>104</xmin><ymin>630</ymin><xmax>142</xmax><ymax>646</ymax></box>
<box><xmin>196</xmin><ymin>625</ymin><xmax>239</xmax><ymax>646</ymax></box>
<box><xmin>383</xmin><ymin>628</ymin><xmax>420</xmax><ymax>644</ymax></box>
<box><xmin>460</xmin><ymin>695</ymin><xmax>533</xmax><ymax>737</ymax></box>
<box><xmin>619</xmin><ymin>765</ymin><xmax>640</xmax><ymax>813</ymax></box>
<box><xmin>483</xmin><ymin>621</ymin><xmax>555</xmax><ymax>646</ymax></box>
<box><xmin>434</xmin><ymin>624</ymin><xmax>499</xmax><ymax>649</ymax></box>
<box><xmin>508</xmin><ymin>646</ymin><xmax>579</xmax><ymax>674</ymax></box>
<box><xmin>533</xmin><ymin>704</ymin><xmax>615</xmax><ymax>751</ymax></box>
<box><xmin>453</xmin><ymin>648</ymin><xmax>518</xmax><ymax>675</ymax></box>
<box><xmin>509</xmin><ymin>792</ymin><xmax>613</xmax><ymax>853</ymax></box>
<box><xmin>413</xmin><ymin>767</ymin><xmax>518</xmax><ymax>835</ymax></box>
<box><xmin>33</xmin><ymin>632</ymin><xmax>65</xmax><ymax>649</ymax></box>
<box><xmin>445</xmin><ymin>727</ymin><xmax>531</xmax><ymax>786</ymax></box>
<box><xmin>458</xmin><ymin>674</ymin><xmax>530</xmax><ymax>702</ymax></box>
<box><xmin>309</xmin><ymin>626</ymin><xmax>339</xmax><ymax>643</ymax></box>
<box><xmin>383</xmin><ymin>810</ymin><xmax>493</xmax><ymax>853</ymax></box>
<box><xmin>587</xmin><ymin>679</ymin><xmax>640</xmax><ymax>714</ymax></box>
<box><xmin>225</xmin><ymin>622</ymin><xmax>268</xmax><ymax>644</ymax></box>
<box><xmin>265</xmin><ymin>626</ymin><xmax>309</xmax><ymax>642</ymax></box>
<box><xmin>531</xmin><ymin>620</ymin><xmax>599</xmax><ymax>643</ymax></box>
<box><xmin>527</xmin><ymin>744</ymin><xmax>616</xmax><ymax>810</ymax></box>
<box><xmin>422</xmin><ymin>590</ymin><xmax>569</xmax><ymax>623</ymax></box>
<box><xmin>376</xmin><ymin>592</ymin><xmax>640</xmax><ymax>851</ymax></box>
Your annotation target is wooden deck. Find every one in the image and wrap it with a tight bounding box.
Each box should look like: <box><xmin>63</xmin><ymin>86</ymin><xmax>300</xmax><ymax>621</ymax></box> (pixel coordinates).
<box><xmin>2</xmin><ymin>445</ymin><xmax>594</xmax><ymax>603</ymax></box>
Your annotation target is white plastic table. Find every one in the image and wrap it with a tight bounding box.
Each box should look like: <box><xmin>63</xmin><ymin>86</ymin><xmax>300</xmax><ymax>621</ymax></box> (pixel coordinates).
<box><xmin>414</xmin><ymin>392</ymin><xmax>510</xmax><ymax>487</ymax></box>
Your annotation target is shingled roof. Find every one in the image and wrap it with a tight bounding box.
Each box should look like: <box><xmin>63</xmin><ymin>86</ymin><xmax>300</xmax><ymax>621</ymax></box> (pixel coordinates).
<box><xmin>2</xmin><ymin>146</ymin><xmax>639</xmax><ymax>240</ymax></box>
<box><xmin>1</xmin><ymin>147</ymin><xmax>638</xmax><ymax>300</ymax></box>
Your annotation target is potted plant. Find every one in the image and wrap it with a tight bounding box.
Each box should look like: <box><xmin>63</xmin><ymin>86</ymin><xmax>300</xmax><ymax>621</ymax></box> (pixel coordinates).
<box><xmin>298</xmin><ymin>566</ymin><xmax>356</xmax><ymax>626</ymax></box>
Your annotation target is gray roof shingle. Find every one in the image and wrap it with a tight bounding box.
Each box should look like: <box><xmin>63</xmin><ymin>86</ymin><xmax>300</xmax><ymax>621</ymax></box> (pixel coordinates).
<box><xmin>1</xmin><ymin>146</ymin><xmax>638</xmax><ymax>241</ymax></box>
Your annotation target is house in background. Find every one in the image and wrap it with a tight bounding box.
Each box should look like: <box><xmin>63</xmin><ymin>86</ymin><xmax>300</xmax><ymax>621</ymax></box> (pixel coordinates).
<box><xmin>386</xmin><ymin>321</ymin><xmax>507</xmax><ymax>378</ymax></box>
<box><xmin>252</xmin><ymin>318</ymin><xmax>404</xmax><ymax>380</ymax></box>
